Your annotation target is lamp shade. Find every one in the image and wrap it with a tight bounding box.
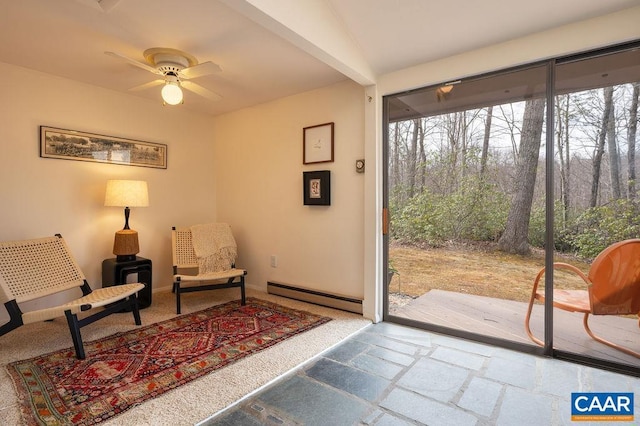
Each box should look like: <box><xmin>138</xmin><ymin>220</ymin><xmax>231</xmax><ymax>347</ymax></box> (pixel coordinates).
<box><xmin>105</xmin><ymin>180</ymin><xmax>149</xmax><ymax>207</ymax></box>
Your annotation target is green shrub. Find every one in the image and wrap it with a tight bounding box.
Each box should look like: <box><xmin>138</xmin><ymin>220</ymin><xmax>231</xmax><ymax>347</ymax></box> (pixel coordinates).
<box><xmin>569</xmin><ymin>199</ymin><xmax>640</xmax><ymax>259</ymax></box>
<box><xmin>391</xmin><ymin>190</ymin><xmax>439</xmax><ymax>244</ymax></box>
<box><xmin>391</xmin><ymin>179</ymin><xmax>640</xmax><ymax>261</ymax></box>
<box><xmin>528</xmin><ymin>200</ymin><xmax>578</xmax><ymax>252</ymax></box>
<box><xmin>391</xmin><ymin>178</ymin><xmax>509</xmax><ymax>244</ymax></box>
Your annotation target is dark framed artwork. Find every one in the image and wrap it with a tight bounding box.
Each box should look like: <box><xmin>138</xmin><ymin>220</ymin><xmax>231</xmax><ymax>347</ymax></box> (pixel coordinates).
<box><xmin>40</xmin><ymin>126</ymin><xmax>167</xmax><ymax>169</ymax></box>
<box><xmin>303</xmin><ymin>122</ymin><xmax>334</xmax><ymax>164</ymax></box>
<box><xmin>303</xmin><ymin>170</ymin><xmax>331</xmax><ymax>206</ymax></box>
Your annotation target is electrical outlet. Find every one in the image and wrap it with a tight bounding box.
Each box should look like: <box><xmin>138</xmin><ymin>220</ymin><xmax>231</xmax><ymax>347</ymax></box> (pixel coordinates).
<box><xmin>270</xmin><ymin>255</ymin><xmax>277</xmax><ymax>268</ymax></box>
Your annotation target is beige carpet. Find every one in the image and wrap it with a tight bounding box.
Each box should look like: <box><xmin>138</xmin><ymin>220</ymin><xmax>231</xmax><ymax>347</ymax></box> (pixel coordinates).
<box><xmin>0</xmin><ymin>288</ymin><xmax>371</xmax><ymax>425</ymax></box>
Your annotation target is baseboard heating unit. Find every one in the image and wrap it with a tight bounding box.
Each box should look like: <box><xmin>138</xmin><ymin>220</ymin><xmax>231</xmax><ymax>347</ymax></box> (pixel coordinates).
<box><xmin>267</xmin><ymin>281</ymin><xmax>363</xmax><ymax>314</ymax></box>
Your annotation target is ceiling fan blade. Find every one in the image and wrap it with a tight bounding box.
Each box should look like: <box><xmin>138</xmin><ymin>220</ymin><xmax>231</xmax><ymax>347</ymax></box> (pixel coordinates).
<box><xmin>129</xmin><ymin>79</ymin><xmax>165</xmax><ymax>91</ymax></box>
<box><xmin>105</xmin><ymin>51</ymin><xmax>162</xmax><ymax>76</ymax></box>
<box><xmin>179</xmin><ymin>61</ymin><xmax>222</xmax><ymax>79</ymax></box>
<box><xmin>182</xmin><ymin>81</ymin><xmax>222</xmax><ymax>101</ymax></box>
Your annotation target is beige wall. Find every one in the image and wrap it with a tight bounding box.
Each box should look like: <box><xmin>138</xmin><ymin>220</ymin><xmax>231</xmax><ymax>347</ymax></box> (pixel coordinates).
<box><xmin>212</xmin><ymin>80</ymin><xmax>365</xmax><ymax>299</ymax></box>
<box><xmin>0</xmin><ymin>66</ymin><xmax>365</xmax><ymax>323</ymax></box>
<box><xmin>0</xmin><ymin>62</ymin><xmax>217</xmax><ymax>318</ymax></box>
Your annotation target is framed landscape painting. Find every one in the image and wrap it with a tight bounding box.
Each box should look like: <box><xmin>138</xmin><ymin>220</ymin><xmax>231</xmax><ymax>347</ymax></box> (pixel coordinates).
<box><xmin>40</xmin><ymin>126</ymin><xmax>167</xmax><ymax>169</ymax></box>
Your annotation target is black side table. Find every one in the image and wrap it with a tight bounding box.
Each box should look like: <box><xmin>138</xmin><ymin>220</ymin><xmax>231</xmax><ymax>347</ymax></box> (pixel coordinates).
<box><xmin>102</xmin><ymin>256</ymin><xmax>152</xmax><ymax>309</ymax></box>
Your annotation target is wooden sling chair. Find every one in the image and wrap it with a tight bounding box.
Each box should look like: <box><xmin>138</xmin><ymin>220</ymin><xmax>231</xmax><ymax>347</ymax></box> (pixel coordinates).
<box><xmin>525</xmin><ymin>238</ymin><xmax>640</xmax><ymax>358</ymax></box>
<box><xmin>172</xmin><ymin>224</ymin><xmax>246</xmax><ymax>314</ymax></box>
<box><xmin>0</xmin><ymin>234</ymin><xmax>144</xmax><ymax>359</ymax></box>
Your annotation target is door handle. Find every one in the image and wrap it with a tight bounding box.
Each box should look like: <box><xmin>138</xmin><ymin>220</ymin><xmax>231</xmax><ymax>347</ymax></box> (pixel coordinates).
<box><xmin>383</xmin><ymin>208</ymin><xmax>389</xmax><ymax>235</ymax></box>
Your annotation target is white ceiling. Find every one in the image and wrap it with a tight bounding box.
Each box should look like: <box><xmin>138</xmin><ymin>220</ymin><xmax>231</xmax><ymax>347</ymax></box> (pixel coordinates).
<box><xmin>1</xmin><ymin>0</ymin><xmax>637</xmax><ymax>116</ymax></box>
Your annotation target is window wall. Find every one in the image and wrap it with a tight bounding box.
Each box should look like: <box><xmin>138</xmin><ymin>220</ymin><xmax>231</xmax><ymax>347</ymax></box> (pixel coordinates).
<box><xmin>383</xmin><ymin>42</ymin><xmax>640</xmax><ymax>374</ymax></box>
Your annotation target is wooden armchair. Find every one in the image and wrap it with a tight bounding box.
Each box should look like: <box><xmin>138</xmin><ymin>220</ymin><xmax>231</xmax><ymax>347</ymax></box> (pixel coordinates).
<box><xmin>172</xmin><ymin>224</ymin><xmax>246</xmax><ymax>314</ymax></box>
<box><xmin>525</xmin><ymin>239</ymin><xmax>640</xmax><ymax>358</ymax></box>
<box><xmin>0</xmin><ymin>235</ymin><xmax>144</xmax><ymax>359</ymax></box>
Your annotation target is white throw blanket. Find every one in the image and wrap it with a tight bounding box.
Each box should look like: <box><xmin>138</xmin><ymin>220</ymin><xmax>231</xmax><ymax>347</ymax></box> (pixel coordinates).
<box><xmin>190</xmin><ymin>223</ymin><xmax>237</xmax><ymax>274</ymax></box>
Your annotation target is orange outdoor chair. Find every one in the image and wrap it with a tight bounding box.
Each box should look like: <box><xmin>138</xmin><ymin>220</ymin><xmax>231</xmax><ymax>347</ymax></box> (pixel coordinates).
<box><xmin>524</xmin><ymin>239</ymin><xmax>640</xmax><ymax>358</ymax></box>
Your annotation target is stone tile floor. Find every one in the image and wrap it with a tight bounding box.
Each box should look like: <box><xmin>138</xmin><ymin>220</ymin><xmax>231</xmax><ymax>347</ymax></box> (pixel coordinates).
<box><xmin>202</xmin><ymin>322</ymin><xmax>640</xmax><ymax>425</ymax></box>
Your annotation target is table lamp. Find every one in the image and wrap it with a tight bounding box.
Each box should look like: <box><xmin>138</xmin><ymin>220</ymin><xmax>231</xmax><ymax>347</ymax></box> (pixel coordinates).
<box><xmin>104</xmin><ymin>180</ymin><xmax>149</xmax><ymax>261</ymax></box>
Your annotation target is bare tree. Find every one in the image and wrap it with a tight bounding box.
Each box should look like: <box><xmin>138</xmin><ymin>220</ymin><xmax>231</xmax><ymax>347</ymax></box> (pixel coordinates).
<box><xmin>407</xmin><ymin>119</ymin><xmax>420</xmax><ymax>198</ymax></box>
<box><xmin>392</xmin><ymin>123</ymin><xmax>401</xmax><ymax>191</ymax></box>
<box><xmin>418</xmin><ymin>118</ymin><xmax>427</xmax><ymax>191</ymax></box>
<box><xmin>590</xmin><ymin>87</ymin><xmax>614</xmax><ymax>207</ymax></box>
<box><xmin>496</xmin><ymin>104</ymin><xmax>521</xmax><ymax>164</ymax></box>
<box><xmin>480</xmin><ymin>106</ymin><xmax>493</xmax><ymax>176</ymax></box>
<box><xmin>556</xmin><ymin>95</ymin><xmax>571</xmax><ymax>227</ymax></box>
<box><xmin>607</xmin><ymin>87</ymin><xmax>621</xmax><ymax>199</ymax></box>
<box><xmin>498</xmin><ymin>98</ymin><xmax>546</xmax><ymax>255</ymax></box>
<box><xmin>460</xmin><ymin>111</ymin><xmax>468</xmax><ymax>178</ymax></box>
<box><xmin>389</xmin><ymin>121</ymin><xmax>414</xmax><ymax>204</ymax></box>
<box><xmin>628</xmin><ymin>83</ymin><xmax>639</xmax><ymax>200</ymax></box>
<box><xmin>444</xmin><ymin>112</ymin><xmax>463</xmax><ymax>190</ymax></box>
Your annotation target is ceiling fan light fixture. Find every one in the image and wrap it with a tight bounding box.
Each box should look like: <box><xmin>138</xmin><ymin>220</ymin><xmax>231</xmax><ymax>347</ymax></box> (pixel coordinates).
<box><xmin>106</xmin><ymin>48</ymin><xmax>222</xmax><ymax>105</ymax></box>
<box><xmin>161</xmin><ymin>81</ymin><xmax>183</xmax><ymax>105</ymax></box>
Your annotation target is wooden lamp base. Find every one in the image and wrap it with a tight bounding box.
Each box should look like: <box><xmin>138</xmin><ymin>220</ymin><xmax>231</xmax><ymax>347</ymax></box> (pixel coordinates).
<box><xmin>113</xmin><ymin>229</ymin><xmax>139</xmax><ymax>262</ymax></box>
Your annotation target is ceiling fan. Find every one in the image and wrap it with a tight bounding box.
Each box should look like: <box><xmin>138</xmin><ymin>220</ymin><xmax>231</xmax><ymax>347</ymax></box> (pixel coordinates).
<box><xmin>105</xmin><ymin>47</ymin><xmax>222</xmax><ymax>105</ymax></box>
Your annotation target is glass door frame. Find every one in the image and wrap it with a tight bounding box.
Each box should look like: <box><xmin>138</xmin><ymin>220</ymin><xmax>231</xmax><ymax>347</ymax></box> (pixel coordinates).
<box><xmin>381</xmin><ymin>41</ymin><xmax>640</xmax><ymax>377</ymax></box>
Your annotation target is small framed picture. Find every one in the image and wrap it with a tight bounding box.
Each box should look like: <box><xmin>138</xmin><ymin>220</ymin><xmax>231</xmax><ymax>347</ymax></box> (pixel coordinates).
<box><xmin>303</xmin><ymin>122</ymin><xmax>334</xmax><ymax>164</ymax></box>
<box><xmin>303</xmin><ymin>170</ymin><xmax>331</xmax><ymax>206</ymax></box>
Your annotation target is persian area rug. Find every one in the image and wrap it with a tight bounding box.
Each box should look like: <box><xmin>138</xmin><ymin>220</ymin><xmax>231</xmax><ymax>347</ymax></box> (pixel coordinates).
<box><xmin>7</xmin><ymin>298</ymin><xmax>331</xmax><ymax>426</ymax></box>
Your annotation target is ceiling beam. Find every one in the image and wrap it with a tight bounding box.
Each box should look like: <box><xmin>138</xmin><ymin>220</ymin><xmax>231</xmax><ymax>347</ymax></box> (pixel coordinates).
<box><xmin>221</xmin><ymin>0</ymin><xmax>376</xmax><ymax>86</ymax></box>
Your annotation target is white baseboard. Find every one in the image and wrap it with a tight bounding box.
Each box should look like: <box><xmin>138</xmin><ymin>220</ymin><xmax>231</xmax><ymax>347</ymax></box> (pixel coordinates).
<box><xmin>267</xmin><ymin>281</ymin><xmax>363</xmax><ymax>314</ymax></box>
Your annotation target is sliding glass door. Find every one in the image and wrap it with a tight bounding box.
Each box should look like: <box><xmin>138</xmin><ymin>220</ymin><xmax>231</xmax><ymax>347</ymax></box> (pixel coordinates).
<box><xmin>383</xmin><ymin>42</ymin><xmax>640</xmax><ymax>373</ymax></box>
<box><xmin>549</xmin><ymin>47</ymin><xmax>640</xmax><ymax>368</ymax></box>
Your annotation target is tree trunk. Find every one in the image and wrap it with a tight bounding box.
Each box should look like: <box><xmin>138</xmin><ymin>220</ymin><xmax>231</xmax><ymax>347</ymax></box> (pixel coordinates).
<box><xmin>498</xmin><ymin>98</ymin><xmax>545</xmax><ymax>255</ymax></box>
<box><xmin>460</xmin><ymin>111</ymin><xmax>468</xmax><ymax>179</ymax></box>
<box><xmin>562</xmin><ymin>97</ymin><xmax>571</xmax><ymax>226</ymax></box>
<box><xmin>391</xmin><ymin>124</ymin><xmax>398</xmax><ymax>186</ymax></box>
<box><xmin>480</xmin><ymin>106</ymin><xmax>493</xmax><ymax>177</ymax></box>
<box><xmin>607</xmin><ymin>88</ymin><xmax>621</xmax><ymax>199</ymax></box>
<box><xmin>446</xmin><ymin>113</ymin><xmax>460</xmax><ymax>192</ymax></box>
<box><xmin>628</xmin><ymin>83</ymin><xmax>639</xmax><ymax>200</ymax></box>
<box><xmin>407</xmin><ymin>119</ymin><xmax>419</xmax><ymax>198</ymax></box>
<box><xmin>418</xmin><ymin>118</ymin><xmax>427</xmax><ymax>191</ymax></box>
<box><xmin>590</xmin><ymin>87</ymin><xmax>613</xmax><ymax>207</ymax></box>
<box><xmin>556</xmin><ymin>95</ymin><xmax>570</xmax><ymax>228</ymax></box>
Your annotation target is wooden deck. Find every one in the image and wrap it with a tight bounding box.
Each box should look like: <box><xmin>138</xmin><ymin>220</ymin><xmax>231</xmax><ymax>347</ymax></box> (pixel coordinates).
<box><xmin>390</xmin><ymin>289</ymin><xmax>640</xmax><ymax>366</ymax></box>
